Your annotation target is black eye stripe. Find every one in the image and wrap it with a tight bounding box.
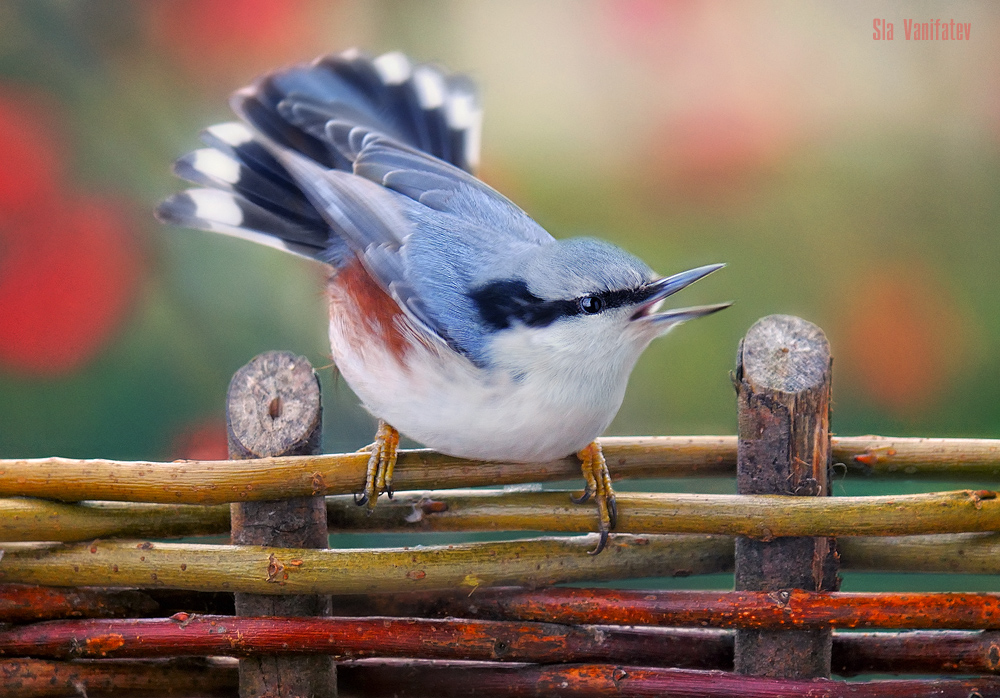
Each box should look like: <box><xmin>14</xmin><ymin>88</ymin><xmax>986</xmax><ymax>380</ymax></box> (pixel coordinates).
<box><xmin>470</xmin><ymin>280</ymin><xmax>574</xmax><ymax>330</ymax></box>
<box><xmin>590</xmin><ymin>286</ymin><xmax>658</xmax><ymax>310</ymax></box>
<box><xmin>472</xmin><ymin>280</ymin><xmax>655</xmax><ymax>330</ymax></box>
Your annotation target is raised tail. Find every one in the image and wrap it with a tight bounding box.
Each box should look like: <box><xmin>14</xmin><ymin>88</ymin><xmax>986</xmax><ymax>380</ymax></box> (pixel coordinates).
<box><xmin>155</xmin><ymin>49</ymin><xmax>482</xmax><ymax>267</ymax></box>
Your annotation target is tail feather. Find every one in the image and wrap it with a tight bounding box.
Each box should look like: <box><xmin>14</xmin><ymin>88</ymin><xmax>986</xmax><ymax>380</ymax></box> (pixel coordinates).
<box><xmin>155</xmin><ymin>189</ymin><xmax>331</xmax><ymax>260</ymax></box>
<box><xmin>172</xmin><ymin>148</ymin><xmax>324</xmax><ymax>226</ymax></box>
<box><xmin>199</xmin><ymin>122</ymin><xmax>297</xmax><ymax>188</ymax></box>
<box><xmin>232</xmin><ymin>88</ymin><xmax>340</xmax><ymax>169</ymax></box>
<box><xmin>159</xmin><ymin>49</ymin><xmax>482</xmax><ymax>266</ymax></box>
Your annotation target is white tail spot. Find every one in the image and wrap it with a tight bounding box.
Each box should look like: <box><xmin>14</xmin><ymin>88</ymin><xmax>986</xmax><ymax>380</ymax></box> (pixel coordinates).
<box><xmin>413</xmin><ymin>66</ymin><xmax>446</xmax><ymax>109</ymax></box>
<box><xmin>189</xmin><ymin>189</ymin><xmax>243</xmax><ymax>226</ymax></box>
<box><xmin>192</xmin><ymin>149</ymin><xmax>242</xmax><ymax>184</ymax></box>
<box><xmin>373</xmin><ymin>51</ymin><xmax>412</xmax><ymax>85</ymax></box>
<box><xmin>206</xmin><ymin>122</ymin><xmax>254</xmax><ymax>146</ymax></box>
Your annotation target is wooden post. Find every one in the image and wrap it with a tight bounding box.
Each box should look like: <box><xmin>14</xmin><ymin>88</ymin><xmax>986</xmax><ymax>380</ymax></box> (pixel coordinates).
<box><xmin>733</xmin><ymin>315</ymin><xmax>840</xmax><ymax>678</ymax></box>
<box><xmin>227</xmin><ymin>351</ymin><xmax>336</xmax><ymax>698</ymax></box>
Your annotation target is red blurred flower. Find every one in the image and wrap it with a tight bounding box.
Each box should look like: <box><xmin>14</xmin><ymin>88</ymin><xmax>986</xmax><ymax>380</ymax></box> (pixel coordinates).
<box><xmin>0</xmin><ymin>91</ymin><xmax>65</xmax><ymax>217</ymax></box>
<box><xmin>658</xmin><ymin>107</ymin><xmax>793</xmax><ymax>180</ymax></box>
<box><xmin>146</xmin><ymin>0</ymin><xmax>321</xmax><ymax>82</ymax></box>
<box><xmin>601</xmin><ymin>0</ymin><xmax>700</xmax><ymax>63</ymax></box>
<box><xmin>836</xmin><ymin>264</ymin><xmax>970</xmax><ymax>415</ymax></box>
<box><xmin>600</xmin><ymin>1</ymin><xmax>807</xmax><ymax>206</ymax></box>
<box><xmin>171</xmin><ymin>419</ymin><xmax>230</xmax><ymax>461</ymax></box>
<box><xmin>0</xmin><ymin>91</ymin><xmax>143</xmax><ymax>376</ymax></box>
<box><xmin>0</xmin><ymin>198</ymin><xmax>141</xmax><ymax>375</ymax></box>
<box><xmin>639</xmin><ymin>106</ymin><xmax>797</xmax><ymax>208</ymax></box>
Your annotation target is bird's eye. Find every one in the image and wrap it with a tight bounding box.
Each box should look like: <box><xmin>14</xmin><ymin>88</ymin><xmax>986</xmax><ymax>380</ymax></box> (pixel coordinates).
<box><xmin>578</xmin><ymin>295</ymin><xmax>604</xmax><ymax>314</ymax></box>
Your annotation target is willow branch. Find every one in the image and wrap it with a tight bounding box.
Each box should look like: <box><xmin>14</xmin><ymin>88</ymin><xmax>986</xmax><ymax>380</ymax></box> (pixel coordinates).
<box><xmin>0</xmin><ymin>533</ymin><xmax>997</xmax><ymax>597</ymax></box>
<box><xmin>1</xmin><ymin>435</ymin><xmax>997</xmax><ymax>505</ymax></box>
<box><xmin>0</xmin><ymin>535</ymin><xmax>732</xmax><ymax>594</ymax></box>
<box><xmin>327</xmin><ymin>489</ymin><xmax>1000</xmax><ymax>538</ymax></box>
<box><xmin>0</xmin><ymin>437</ymin><xmax>731</xmax><ymax>504</ymax></box>
<box><xmin>0</xmin><ymin>498</ymin><xmax>230</xmax><ymax>542</ymax></box>
<box><xmin>834</xmin><ymin>436</ymin><xmax>1000</xmax><ymax>479</ymax></box>
<box><xmin>836</xmin><ymin>533</ymin><xmax>1000</xmax><ymax>574</ymax></box>
<box><xmin>2</xmin><ymin>489</ymin><xmax>997</xmax><ymax>543</ymax></box>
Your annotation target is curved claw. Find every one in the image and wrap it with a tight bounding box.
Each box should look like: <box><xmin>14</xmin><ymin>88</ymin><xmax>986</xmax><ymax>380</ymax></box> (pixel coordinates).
<box><xmin>588</xmin><ymin>530</ymin><xmax>609</xmax><ymax>556</ymax></box>
<box><xmin>357</xmin><ymin>420</ymin><xmax>400</xmax><ymax>513</ymax></box>
<box><xmin>571</xmin><ymin>489</ymin><xmax>592</xmax><ymax>505</ymax></box>
<box><xmin>608</xmin><ymin>495</ymin><xmax>618</xmax><ymax>531</ymax></box>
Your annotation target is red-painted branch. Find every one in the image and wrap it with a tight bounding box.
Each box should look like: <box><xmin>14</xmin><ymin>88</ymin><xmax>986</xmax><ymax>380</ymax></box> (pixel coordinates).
<box><xmin>0</xmin><ymin>657</ymin><xmax>237</xmax><ymax>697</ymax></box>
<box><xmin>4</xmin><ymin>656</ymin><xmax>999</xmax><ymax>698</ymax></box>
<box><xmin>832</xmin><ymin>630</ymin><xmax>1000</xmax><ymax>676</ymax></box>
<box><xmin>3</xmin><ymin>612</ymin><xmax>1000</xmax><ymax>672</ymax></box>
<box><xmin>0</xmin><ymin>614</ymin><xmax>731</xmax><ymax>664</ymax></box>
<box><xmin>340</xmin><ymin>662</ymin><xmax>997</xmax><ymax>697</ymax></box>
<box><xmin>0</xmin><ymin>584</ymin><xmax>159</xmax><ymax>624</ymax></box>
<box><xmin>338</xmin><ymin>587</ymin><xmax>1000</xmax><ymax>630</ymax></box>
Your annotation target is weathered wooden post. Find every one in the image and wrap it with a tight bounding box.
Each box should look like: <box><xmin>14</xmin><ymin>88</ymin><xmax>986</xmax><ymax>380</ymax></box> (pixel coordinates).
<box><xmin>733</xmin><ymin>314</ymin><xmax>840</xmax><ymax>677</ymax></box>
<box><xmin>227</xmin><ymin>351</ymin><xmax>336</xmax><ymax>698</ymax></box>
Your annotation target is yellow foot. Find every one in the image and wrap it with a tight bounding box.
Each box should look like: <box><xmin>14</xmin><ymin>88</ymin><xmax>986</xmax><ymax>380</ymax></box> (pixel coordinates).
<box><xmin>572</xmin><ymin>440</ymin><xmax>617</xmax><ymax>555</ymax></box>
<box><xmin>354</xmin><ymin>420</ymin><xmax>400</xmax><ymax>513</ymax></box>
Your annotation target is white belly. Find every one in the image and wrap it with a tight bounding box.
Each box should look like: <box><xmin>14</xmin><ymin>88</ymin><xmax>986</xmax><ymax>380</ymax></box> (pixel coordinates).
<box><xmin>329</xmin><ymin>324</ymin><xmax>622</xmax><ymax>462</ymax></box>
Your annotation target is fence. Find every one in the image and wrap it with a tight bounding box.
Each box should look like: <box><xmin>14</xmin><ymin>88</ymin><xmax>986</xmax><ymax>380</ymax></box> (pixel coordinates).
<box><xmin>0</xmin><ymin>314</ymin><xmax>998</xmax><ymax>697</ymax></box>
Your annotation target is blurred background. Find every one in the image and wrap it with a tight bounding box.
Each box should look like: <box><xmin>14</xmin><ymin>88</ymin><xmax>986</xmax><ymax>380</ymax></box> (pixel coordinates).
<box><xmin>0</xmin><ymin>1</ymin><xmax>997</xmax><ymax>588</ymax></box>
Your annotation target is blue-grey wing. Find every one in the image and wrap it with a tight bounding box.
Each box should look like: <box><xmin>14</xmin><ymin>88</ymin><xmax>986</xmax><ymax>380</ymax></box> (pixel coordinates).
<box><xmin>274</xmin><ymin>131</ymin><xmax>553</xmax><ymax>359</ymax></box>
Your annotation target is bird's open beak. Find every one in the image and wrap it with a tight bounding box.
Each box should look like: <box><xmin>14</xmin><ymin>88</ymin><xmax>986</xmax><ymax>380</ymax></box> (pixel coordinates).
<box><xmin>632</xmin><ymin>263</ymin><xmax>731</xmax><ymax>332</ymax></box>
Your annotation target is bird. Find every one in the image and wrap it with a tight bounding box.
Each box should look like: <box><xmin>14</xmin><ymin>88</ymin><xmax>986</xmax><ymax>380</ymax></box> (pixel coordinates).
<box><xmin>156</xmin><ymin>49</ymin><xmax>730</xmax><ymax>554</ymax></box>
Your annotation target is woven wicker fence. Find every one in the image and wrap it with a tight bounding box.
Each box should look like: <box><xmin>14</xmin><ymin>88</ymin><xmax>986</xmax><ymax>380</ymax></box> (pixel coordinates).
<box><xmin>0</xmin><ymin>314</ymin><xmax>998</xmax><ymax>697</ymax></box>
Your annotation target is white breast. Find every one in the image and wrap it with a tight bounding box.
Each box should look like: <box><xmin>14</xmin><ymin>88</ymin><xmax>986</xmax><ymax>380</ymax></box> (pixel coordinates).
<box><xmin>329</xmin><ymin>319</ymin><xmax>634</xmax><ymax>462</ymax></box>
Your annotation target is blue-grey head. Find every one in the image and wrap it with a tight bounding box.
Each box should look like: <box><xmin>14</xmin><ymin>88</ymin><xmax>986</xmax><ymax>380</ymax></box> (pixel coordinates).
<box><xmin>469</xmin><ymin>237</ymin><xmax>729</xmax><ymax>396</ymax></box>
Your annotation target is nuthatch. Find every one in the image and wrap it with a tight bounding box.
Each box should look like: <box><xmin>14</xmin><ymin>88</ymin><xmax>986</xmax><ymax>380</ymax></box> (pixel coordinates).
<box><xmin>157</xmin><ymin>50</ymin><xmax>729</xmax><ymax>553</ymax></box>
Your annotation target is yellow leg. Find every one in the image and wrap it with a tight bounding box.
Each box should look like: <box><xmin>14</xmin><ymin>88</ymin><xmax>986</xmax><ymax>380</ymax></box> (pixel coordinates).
<box><xmin>572</xmin><ymin>440</ymin><xmax>617</xmax><ymax>555</ymax></box>
<box><xmin>354</xmin><ymin>420</ymin><xmax>400</xmax><ymax>513</ymax></box>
